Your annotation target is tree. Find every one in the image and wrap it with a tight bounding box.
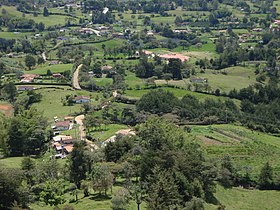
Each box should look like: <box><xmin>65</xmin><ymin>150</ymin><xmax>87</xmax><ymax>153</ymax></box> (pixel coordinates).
<box><xmin>0</xmin><ymin>168</ymin><xmax>24</xmax><ymax>209</ymax></box>
<box><xmin>1</xmin><ymin>82</ymin><xmax>17</xmax><ymax>102</ymax></box>
<box><xmin>164</xmin><ymin>58</ymin><xmax>182</xmax><ymax>80</ymax></box>
<box><xmin>136</xmin><ymin>89</ymin><xmax>179</xmax><ymax>114</ymax></box>
<box><xmin>43</xmin><ymin>7</ymin><xmax>49</xmax><ymax>17</ymax></box>
<box><xmin>111</xmin><ymin>188</ymin><xmax>130</xmax><ymax>210</ymax></box>
<box><xmin>147</xmin><ymin>167</ymin><xmax>182</xmax><ymax>210</ymax></box>
<box><xmin>219</xmin><ymin>155</ymin><xmax>236</xmax><ymax>188</ymax></box>
<box><xmin>104</xmin><ymin>136</ymin><xmax>133</xmax><ymax>162</ymax></box>
<box><xmin>37</xmin><ymin>56</ymin><xmax>45</xmax><ymax>65</ymax></box>
<box><xmin>21</xmin><ymin>157</ymin><xmax>35</xmax><ymax>171</ymax></box>
<box><xmin>0</xmin><ymin>62</ymin><xmax>5</xmax><ymax>76</ymax></box>
<box><xmin>184</xmin><ymin>197</ymin><xmax>204</xmax><ymax>210</ymax></box>
<box><xmin>259</xmin><ymin>162</ymin><xmax>274</xmax><ymax>190</ymax></box>
<box><xmin>91</xmin><ymin>163</ymin><xmax>114</xmax><ymax>195</ymax></box>
<box><xmin>69</xmin><ymin>142</ymin><xmax>88</xmax><ymax>188</ymax></box>
<box><xmin>25</xmin><ymin>55</ymin><xmax>36</xmax><ymax>70</ymax></box>
<box><xmin>162</xmin><ymin>73</ymin><xmax>173</xmax><ymax>85</ymax></box>
<box><xmin>39</xmin><ymin>180</ymin><xmax>65</xmax><ymax>206</ymax></box>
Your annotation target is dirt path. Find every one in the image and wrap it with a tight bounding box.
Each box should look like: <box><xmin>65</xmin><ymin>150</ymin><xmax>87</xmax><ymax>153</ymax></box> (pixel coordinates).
<box><xmin>72</xmin><ymin>64</ymin><xmax>83</xmax><ymax>90</ymax></box>
<box><xmin>75</xmin><ymin>114</ymin><xmax>99</xmax><ymax>149</ymax></box>
<box><xmin>42</xmin><ymin>52</ymin><xmax>47</xmax><ymax>61</ymax></box>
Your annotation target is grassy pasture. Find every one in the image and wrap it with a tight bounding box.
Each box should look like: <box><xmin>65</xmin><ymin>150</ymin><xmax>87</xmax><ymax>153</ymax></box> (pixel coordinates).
<box><xmin>206</xmin><ymin>185</ymin><xmax>280</xmax><ymax>210</ymax></box>
<box><xmin>0</xmin><ymin>31</ymin><xmax>32</xmax><ymax>39</ymax></box>
<box><xmin>88</xmin><ymin>124</ymin><xmax>129</xmax><ymax>143</ymax></box>
<box><xmin>0</xmin><ymin>6</ymin><xmax>74</xmax><ymax>27</ymax></box>
<box><xmin>124</xmin><ymin>86</ymin><xmax>234</xmax><ymax>102</ymax></box>
<box><xmin>191</xmin><ymin>124</ymin><xmax>280</xmax><ymax>176</ymax></box>
<box><xmin>25</xmin><ymin>64</ymin><xmax>73</xmax><ymax>75</ymax></box>
<box><xmin>0</xmin><ymin>157</ymin><xmax>24</xmax><ymax>168</ymax></box>
<box><xmin>193</xmin><ymin>66</ymin><xmax>258</xmax><ymax>93</ymax></box>
<box><xmin>31</xmin><ymin>87</ymin><xmax>99</xmax><ymax>119</ymax></box>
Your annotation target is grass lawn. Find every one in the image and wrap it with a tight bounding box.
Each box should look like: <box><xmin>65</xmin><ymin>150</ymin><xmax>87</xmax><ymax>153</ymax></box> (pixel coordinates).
<box><xmin>124</xmin><ymin>86</ymin><xmax>233</xmax><ymax>101</ymax></box>
<box><xmin>88</xmin><ymin>124</ymin><xmax>129</xmax><ymax>143</ymax></box>
<box><xmin>0</xmin><ymin>6</ymin><xmax>71</xmax><ymax>27</ymax></box>
<box><xmin>193</xmin><ymin>66</ymin><xmax>258</xmax><ymax>93</ymax></box>
<box><xmin>0</xmin><ymin>31</ymin><xmax>32</xmax><ymax>39</ymax></box>
<box><xmin>30</xmin><ymin>183</ymin><xmax>146</xmax><ymax>210</ymax></box>
<box><xmin>94</xmin><ymin>77</ymin><xmax>113</xmax><ymax>87</ymax></box>
<box><xmin>125</xmin><ymin>71</ymin><xmax>146</xmax><ymax>89</ymax></box>
<box><xmin>206</xmin><ymin>185</ymin><xmax>280</xmax><ymax>210</ymax></box>
<box><xmin>0</xmin><ymin>157</ymin><xmax>25</xmax><ymax>168</ymax></box>
<box><xmin>31</xmin><ymin>87</ymin><xmax>99</xmax><ymax>119</ymax></box>
<box><xmin>25</xmin><ymin>64</ymin><xmax>73</xmax><ymax>75</ymax></box>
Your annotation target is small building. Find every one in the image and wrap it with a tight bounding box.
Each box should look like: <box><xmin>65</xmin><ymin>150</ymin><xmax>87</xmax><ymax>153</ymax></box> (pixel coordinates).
<box><xmin>52</xmin><ymin>73</ymin><xmax>63</xmax><ymax>78</ymax></box>
<box><xmin>101</xmin><ymin>65</ymin><xmax>113</xmax><ymax>74</ymax></box>
<box><xmin>49</xmin><ymin>60</ymin><xmax>60</xmax><ymax>65</ymax></box>
<box><xmin>190</xmin><ymin>78</ymin><xmax>208</xmax><ymax>83</ymax></box>
<box><xmin>54</xmin><ymin>121</ymin><xmax>71</xmax><ymax>131</ymax></box>
<box><xmin>61</xmin><ymin>135</ymin><xmax>74</xmax><ymax>144</ymax></box>
<box><xmin>20</xmin><ymin>74</ymin><xmax>38</xmax><ymax>83</ymax></box>
<box><xmin>74</xmin><ymin>96</ymin><xmax>90</xmax><ymax>103</ymax></box>
<box><xmin>63</xmin><ymin>144</ymin><xmax>74</xmax><ymax>154</ymax></box>
<box><xmin>18</xmin><ymin>86</ymin><xmax>35</xmax><ymax>91</ymax></box>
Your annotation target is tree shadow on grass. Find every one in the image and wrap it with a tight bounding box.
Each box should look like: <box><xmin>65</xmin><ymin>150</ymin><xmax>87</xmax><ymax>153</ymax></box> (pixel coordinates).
<box><xmin>206</xmin><ymin>193</ymin><xmax>219</xmax><ymax>205</ymax></box>
<box><xmin>89</xmin><ymin>193</ymin><xmax>112</xmax><ymax>201</ymax></box>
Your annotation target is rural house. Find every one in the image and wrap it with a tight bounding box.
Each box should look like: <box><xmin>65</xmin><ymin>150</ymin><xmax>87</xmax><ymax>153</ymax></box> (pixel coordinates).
<box><xmin>54</xmin><ymin>121</ymin><xmax>71</xmax><ymax>131</ymax></box>
<box><xmin>18</xmin><ymin>86</ymin><xmax>35</xmax><ymax>91</ymax></box>
<box><xmin>190</xmin><ymin>78</ymin><xmax>208</xmax><ymax>83</ymax></box>
<box><xmin>74</xmin><ymin>96</ymin><xmax>90</xmax><ymax>103</ymax></box>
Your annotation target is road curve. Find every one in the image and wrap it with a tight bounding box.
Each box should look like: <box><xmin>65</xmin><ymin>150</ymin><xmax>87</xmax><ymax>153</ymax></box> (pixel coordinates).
<box><xmin>72</xmin><ymin>64</ymin><xmax>83</xmax><ymax>90</ymax></box>
<box><xmin>75</xmin><ymin>114</ymin><xmax>99</xmax><ymax>150</ymax></box>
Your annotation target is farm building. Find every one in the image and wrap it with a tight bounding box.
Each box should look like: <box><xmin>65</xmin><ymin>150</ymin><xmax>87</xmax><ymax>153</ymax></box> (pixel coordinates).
<box><xmin>74</xmin><ymin>96</ymin><xmax>90</xmax><ymax>103</ymax></box>
<box><xmin>54</xmin><ymin>121</ymin><xmax>71</xmax><ymax>131</ymax></box>
<box><xmin>52</xmin><ymin>73</ymin><xmax>63</xmax><ymax>78</ymax></box>
<box><xmin>17</xmin><ymin>86</ymin><xmax>35</xmax><ymax>91</ymax></box>
<box><xmin>190</xmin><ymin>78</ymin><xmax>208</xmax><ymax>83</ymax></box>
<box><xmin>20</xmin><ymin>74</ymin><xmax>38</xmax><ymax>83</ymax></box>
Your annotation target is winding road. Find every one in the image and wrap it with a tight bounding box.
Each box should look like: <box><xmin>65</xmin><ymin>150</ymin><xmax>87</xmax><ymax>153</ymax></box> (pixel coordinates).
<box><xmin>72</xmin><ymin>64</ymin><xmax>83</xmax><ymax>90</ymax></box>
<box><xmin>75</xmin><ymin>115</ymin><xmax>99</xmax><ymax>150</ymax></box>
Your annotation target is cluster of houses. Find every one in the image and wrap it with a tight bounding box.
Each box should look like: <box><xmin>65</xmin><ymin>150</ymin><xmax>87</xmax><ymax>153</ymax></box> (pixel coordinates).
<box><xmin>19</xmin><ymin>73</ymin><xmax>64</xmax><ymax>84</ymax></box>
<box><xmin>20</xmin><ymin>74</ymin><xmax>39</xmax><ymax>83</ymax></box>
<box><xmin>51</xmin><ymin>116</ymin><xmax>75</xmax><ymax>158</ymax></box>
<box><xmin>79</xmin><ymin>26</ymin><xmax>111</xmax><ymax>37</ymax></box>
<box><xmin>52</xmin><ymin>135</ymin><xmax>75</xmax><ymax>158</ymax></box>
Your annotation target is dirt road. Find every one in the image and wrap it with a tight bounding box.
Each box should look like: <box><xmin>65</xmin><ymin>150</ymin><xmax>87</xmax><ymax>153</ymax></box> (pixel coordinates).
<box><xmin>75</xmin><ymin>114</ymin><xmax>99</xmax><ymax>149</ymax></box>
<box><xmin>72</xmin><ymin>64</ymin><xmax>83</xmax><ymax>90</ymax></box>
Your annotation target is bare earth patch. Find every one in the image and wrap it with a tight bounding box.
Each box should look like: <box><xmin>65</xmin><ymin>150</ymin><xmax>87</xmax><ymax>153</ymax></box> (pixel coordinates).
<box><xmin>0</xmin><ymin>103</ymin><xmax>14</xmax><ymax>117</ymax></box>
<box><xmin>198</xmin><ymin>135</ymin><xmax>226</xmax><ymax>146</ymax></box>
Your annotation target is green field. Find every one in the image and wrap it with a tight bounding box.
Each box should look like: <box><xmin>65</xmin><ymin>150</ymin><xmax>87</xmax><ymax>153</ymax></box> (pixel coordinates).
<box><xmin>0</xmin><ymin>157</ymin><xmax>25</xmax><ymax>168</ymax></box>
<box><xmin>124</xmin><ymin>86</ymin><xmax>235</xmax><ymax>102</ymax></box>
<box><xmin>0</xmin><ymin>6</ymin><xmax>75</xmax><ymax>27</ymax></box>
<box><xmin>25</xmin><ymin>64</ymin><xmax>73</xmax><ymax>75</ymax></box>
<box><xmin>193</xmin><ymin>66</ymin><xmax>258</xmax><ymax>93</ymax></box>
<box><xmin>206</xmin><ymin>185</ymin><xmax>280</xmax><ymax>210</ymax></box>
<box><xmin>190</xmin><ymin>124</ymin><xmax>280</xmax><ymax>176</ymax></box>
<box><xmin>88</xmin><ymin>124</ymin><xmax>129</xmax><ymax>143</ymax></box>
<box><xmin>0</xmin><ymin>31</ymin><xmax>32</xmax><ymax>39</ymax></box>
<box><xmin>31</xmin><ymin>87</ymin><xmax>99</xmax><ymax>119</ymax></box>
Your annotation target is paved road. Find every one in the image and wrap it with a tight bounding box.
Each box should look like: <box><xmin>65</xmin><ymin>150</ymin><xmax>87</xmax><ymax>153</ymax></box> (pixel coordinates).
<box><xmin>72</xmin><ymin>64</ymin><xmax>83</xmax><ymax>90</ymax></box>
<box><xmin>75</xmin><ymin>114</ymin><xmax>99</xmax><ymax>150</ymax></box>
